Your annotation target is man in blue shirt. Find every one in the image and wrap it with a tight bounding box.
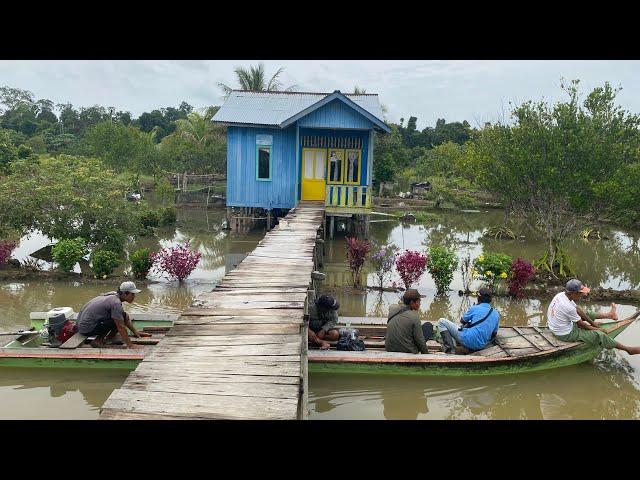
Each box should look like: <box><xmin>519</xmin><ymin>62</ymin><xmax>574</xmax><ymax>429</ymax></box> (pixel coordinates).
<box><xmin>436</xmin><ymin>288</ymin><xmax>500</xmax><ymax>354</ymax></box>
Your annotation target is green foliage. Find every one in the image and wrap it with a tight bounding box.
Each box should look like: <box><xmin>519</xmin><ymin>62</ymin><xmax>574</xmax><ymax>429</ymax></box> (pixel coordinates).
<box><xmin>427</xmin><ymin>246</ymin><xmax>458</xmax><ymax>294</ymax></box>
<box><xmin>97</xmin><ymin>229</ymin><xmax>126</xmax><ymax>253</ymax></box>
<box><xmin>16</xmin><ymin>144</ymin><xmax>32</xmax><ymax>159</ymax></box>
<box><xmin>90</xmin><ymin>249</ymin><xmax>120</xmax><ymax>278</ymax></box>
<box><xmin>0</xmin><ymin>129</ymin><xmax>18</xmax><ymax>173</ymax></box>
<box><xmin>155</xmin><ymin>179</ymin><xmax>175</xmax><ymax>207</ymax></box>
<box><xmin>139</xmin><ymin>208</ymin><xmax>160</xmax><ymax>228</ymax></box>
<box><xmin>217</xmin><ymin>63</ymin><xmax>294</xmax><ymax>96</ymax></box>
<box><xmin>473</xmin><ymin>252</ymin><xmax>512</xmax><ymax>291</ymax></box>
<box><xmin>130</xmin><ymin>247</ymin><xmax>153</xmax><ymax>279</ymax></box>
<box><xmin>52</xmin><ymin>238</ymin><xmax>86</xmax><ymax>272</ymax></box>
<box><xmin>0</xmin><ymin>155</ymin><xmax>139</xmax><ymax>248</ymax></box>
<box><xmin>420</xmin><ymin>176</ymin><xmax>479</xmax><ymax>207</ymax></box>
<box><xmin>159</xmin><ymin>206</ymin><xmax>177</xmax><ymax>226</ymax></box>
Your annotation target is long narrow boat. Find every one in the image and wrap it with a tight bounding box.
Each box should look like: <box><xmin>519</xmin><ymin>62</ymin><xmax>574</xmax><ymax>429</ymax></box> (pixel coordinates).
<box><xmin>0</xmin><ymin>311</ymin><xmax>177</xmax><ymax>369</ymax></box>
<box><xmin>308</xmin><ymin>316</ymin><xmax>638</xmax><ymax>376</ymax></box>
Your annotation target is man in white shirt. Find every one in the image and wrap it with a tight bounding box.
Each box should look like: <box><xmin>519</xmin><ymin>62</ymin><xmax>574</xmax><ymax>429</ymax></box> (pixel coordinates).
<box><xmin>547</xmin><ymin>278</ymin><xmax>640</xmax><ymax>354</ymax></box>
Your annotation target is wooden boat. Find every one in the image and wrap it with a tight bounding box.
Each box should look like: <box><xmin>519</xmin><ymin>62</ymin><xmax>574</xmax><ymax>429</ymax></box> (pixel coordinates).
<box><xmin>0</xmin><ymin>311</ymin><xmax>178</xmax><ymax>369</ymax></box>
<box><xmin>308</xmin><ymin>316</ymin><xmax>638</xmax><ymax>377</ymax></box>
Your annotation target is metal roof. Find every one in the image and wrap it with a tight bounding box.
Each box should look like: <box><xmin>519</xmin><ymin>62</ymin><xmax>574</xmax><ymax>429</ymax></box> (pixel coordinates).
<box><xmin>212</xmin><ymin>90</ymin><xmax>388</xmax><ymax>131</ymax></box>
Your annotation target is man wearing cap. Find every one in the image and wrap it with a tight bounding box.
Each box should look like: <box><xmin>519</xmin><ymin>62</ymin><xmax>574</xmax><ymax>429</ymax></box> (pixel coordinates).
<box><xmin>385</xmin><ymin>289</ymin><xmax>432</xmax><ymax>354</ymax></box>
<box><xmin>547</xmin><ymin>278</ymin><xmax>640</xmax><ymax>354</ymax></box>
<box><xmin>76</xmin><ymin>281</ymin><xmax>151</xmax><ymax>349</ymax></box>
<box><xmin>308</xmin><ymin>294</ymin><xmax>341</xmax><ymax>350</ymax></box>
<box><xmin>436</xmin><ymin>287</ymin><xmax>500</xmax><ymax>354</ymax></box>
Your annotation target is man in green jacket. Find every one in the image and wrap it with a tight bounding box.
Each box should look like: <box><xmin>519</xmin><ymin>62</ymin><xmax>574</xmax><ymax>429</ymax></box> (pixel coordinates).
<box><xmin>385</xmin><ymin>289</ymin><xmax>433</xmax><ymax>354</ymax></box>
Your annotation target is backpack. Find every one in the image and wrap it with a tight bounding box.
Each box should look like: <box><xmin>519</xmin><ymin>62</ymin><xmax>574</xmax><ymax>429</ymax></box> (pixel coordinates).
<box><xmin>336</xmin><ymin>328</ymin><xmax>365</xmax><ymax>351</ymax></box>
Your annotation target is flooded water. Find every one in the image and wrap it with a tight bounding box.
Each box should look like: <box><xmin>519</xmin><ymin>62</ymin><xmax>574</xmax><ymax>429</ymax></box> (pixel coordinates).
<box><xmin>0</xmin><ymin>206</ymin><xmax>264</xmax><ymax>419</ymax></box>
<box><xmin>309</xmin><ymin>209</ymin><xmax>640</xmax><ymax>420</ymax></box>
<box><xmin>1</xmin><ymin>207</ymin><xmax>640</xmax><ymax>419</ymax></box>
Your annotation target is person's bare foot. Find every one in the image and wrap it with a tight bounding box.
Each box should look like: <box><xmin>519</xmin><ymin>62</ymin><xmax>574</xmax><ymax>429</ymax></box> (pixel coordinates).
<box><xmin>320</xmin><ymin>342</ymin><xmax>331</xmax><ymax>350</ymax></box>
<box><xmin>608</xmin><ymin>303</ymin><xmax>618</xmax><ymax>321</ymax></box>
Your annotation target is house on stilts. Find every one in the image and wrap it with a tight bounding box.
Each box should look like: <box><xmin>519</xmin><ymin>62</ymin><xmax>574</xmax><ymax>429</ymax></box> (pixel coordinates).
<box><xmin>211</xmin><ymin>90</ymin><xmax>390</xmax><ymax>236</ymax></box>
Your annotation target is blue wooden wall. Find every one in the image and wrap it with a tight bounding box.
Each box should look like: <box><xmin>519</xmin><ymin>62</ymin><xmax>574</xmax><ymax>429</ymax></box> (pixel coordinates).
<box><xmin>226</xmin><ymin>126</ymin><xmax>297</xmax><ymax>209</ymax></box>
<box><xmin>297</xmin><ymin>99</ymin><xmax>378</xmax><ymax>130</ymax></box>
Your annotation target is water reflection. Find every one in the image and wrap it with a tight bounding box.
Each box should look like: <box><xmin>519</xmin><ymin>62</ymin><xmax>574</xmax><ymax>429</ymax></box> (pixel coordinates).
<box><xmin>310</xmin><ymin>360</ymin><xmax>640</xmax><ymax>420</ymax></box>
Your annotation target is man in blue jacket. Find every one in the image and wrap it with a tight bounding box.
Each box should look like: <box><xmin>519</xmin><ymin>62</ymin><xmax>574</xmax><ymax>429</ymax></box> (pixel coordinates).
<box><xmin>436</xmin><ymin>287</ymin><xmax>499</xmax><ymax>354</ymax></box>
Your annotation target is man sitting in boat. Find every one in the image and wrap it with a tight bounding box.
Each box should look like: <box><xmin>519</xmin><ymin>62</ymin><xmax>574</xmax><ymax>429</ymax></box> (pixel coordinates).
<box><xmin>385</xmin><ymin>289</ymin><xmax>432</xmax><ymax>354</ymax></box>
<box><xmin>308</xmin><ymin>294</ymin><xmax>341</xmax><ymax>350</ymax></box>
<box><xmin>436</xmin><ymin>287</ymin><xmax>499</xmax><ymax>354</ymax></box>
<box><xmin>76</xmin><ymin>281</ymin><xmax>151</xmax><ymax>349</ymax></box>
<box><xmin>547</xmin><ymin>278</ymin><xmax>640</xmax><ymax>355</ymax></box>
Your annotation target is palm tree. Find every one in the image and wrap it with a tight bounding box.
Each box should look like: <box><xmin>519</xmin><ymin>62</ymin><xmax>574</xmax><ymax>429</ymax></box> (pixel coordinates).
<box><xmin>353</xmin><ymin>86</ymin><xmax>367</xmax><ymax>94</ymax></box>
<box><xmin>175</xmin><ymin>111</ymin><xmax>224</xmax><ymax>146</ymax></box>
<box><xmin>217</xmin><ymin>63</ymin><xmax>296</xmax><ymax>96</ymax></box>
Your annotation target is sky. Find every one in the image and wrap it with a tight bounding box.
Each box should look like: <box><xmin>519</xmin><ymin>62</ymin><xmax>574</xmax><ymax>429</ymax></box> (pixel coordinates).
<box><xmin>1</xmin><ymin>60</ymin><xmax>639</xmax><ymax>130</ymax></box>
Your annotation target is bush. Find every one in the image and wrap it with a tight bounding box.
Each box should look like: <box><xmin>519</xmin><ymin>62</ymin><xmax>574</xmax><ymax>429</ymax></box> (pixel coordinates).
<box><xmin>508</xmin><ymin>257</ymin><xmax>536</xmax><ymax>298</ymax></box>
<box><xmin>345</xmin><ymin>237</ymin><xmax>371</xmax><ymax>288</ymax></box>
<box><xmin>130</xmin><ymin>248</ymin><xmax>153</xmax><ymax>279</ymax></box>
<box><xmin>473</xmin><ymin>252</ymin><xmax>512</xmax><ymax>292</ymax></box>
<box><xmin>150</xmin><ymin>241</ymin><xmax>201</xmax><ymax>282</ymax></box>
<box><xmin>159</xmin><ymin>206</ymin><xmax>177</xmax><ymax>226</ymax></box>
<box><xmin>139</xmin><ymin>209</ymin><xmax>160</xmax><ymax>228</ymax></box>
<box><xmin>0</xmin><ymin>240</ymin><xmax>17</xmax><ymax>264</ymax></box>
<box><xmin>155</xmin><ymin>179</ymin><xmax>175</xmax><ymax>207</ymax></box>
<box><xmin>396</xmin><ymin>250</ymin><xmax>428</xmax><ymax>290</ymax></box>
<box><xmin>90</xmin><ymin>249</ymin><xmax>120</xmax><ymax>278</ymax></box>
<box><xmin>52</xmin><ymin>238</ymin><xmax>86</xmax><ymax>272</ymax></box>
<box><xmin>97</xmin><ymin>229</ymin><xmax>126</xmax><ymax>253</ymax></box>
<box><xmin>369</xmin><ymin>242</ymin><xmax>399</xmax><ymax>289</ymax></box>
<box><xmin>428</xmin><ymin>246</ymin><xmax>458</xmax><ymax>294</ymax></box>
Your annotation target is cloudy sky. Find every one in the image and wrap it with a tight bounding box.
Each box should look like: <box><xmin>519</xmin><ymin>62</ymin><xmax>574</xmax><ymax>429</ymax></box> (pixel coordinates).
<box><xmin>1</xmin><ymin>60</ymin><xmax>639</xmax><ymax>130</ymax></box>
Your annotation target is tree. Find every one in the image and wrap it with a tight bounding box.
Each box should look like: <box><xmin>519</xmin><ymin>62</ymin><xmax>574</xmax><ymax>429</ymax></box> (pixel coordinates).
<box><xmin>0</xmin><ymin>129</ymin><xmax>18</xmax><ymax>173</ymax></box>
<box><xmin>217</xmin><ymin>63</ymin><xmax>296</xmax><ymax>95</ymax></box>
<box><xmin>0</xmin><ymin>155</ymin><xmax>142</xmax><ymax>248</ymax></box>
<box><xmin>470</xmin><ymin>79</ymin><xmax>640</xmax><ymax>276</ymax></box>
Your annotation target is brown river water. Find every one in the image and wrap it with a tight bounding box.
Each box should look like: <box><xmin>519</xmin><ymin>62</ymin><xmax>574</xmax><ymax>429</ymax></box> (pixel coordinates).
<box><xmin>1</xmin><ymin>207</ymin><xmax>639</xmax><ymax>419</ymax></box>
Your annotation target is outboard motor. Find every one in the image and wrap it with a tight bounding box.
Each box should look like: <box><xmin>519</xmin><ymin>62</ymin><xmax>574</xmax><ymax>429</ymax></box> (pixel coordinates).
<box><xmin>46</xmin><ymin>313</ymin><xmax>67</xmax><ymax>347</ymax></box>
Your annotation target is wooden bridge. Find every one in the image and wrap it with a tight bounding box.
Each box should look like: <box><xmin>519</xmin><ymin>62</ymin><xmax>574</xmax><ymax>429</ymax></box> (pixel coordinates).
<box><xmin>100</xmin><ymin>202</ymin><xmax>325</xmax><ymax>420</ymax></box>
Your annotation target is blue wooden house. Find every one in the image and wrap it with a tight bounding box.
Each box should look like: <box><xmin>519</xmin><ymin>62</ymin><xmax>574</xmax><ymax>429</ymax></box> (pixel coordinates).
<box><xmin>212</xmin><ymin>90</ymin><xmax>390</xmax><ymax>226</ymax></box>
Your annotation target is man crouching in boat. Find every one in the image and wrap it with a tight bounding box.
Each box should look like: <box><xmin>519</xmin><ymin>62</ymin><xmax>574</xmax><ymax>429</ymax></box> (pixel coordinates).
<box><xmin>547</xmin><ymin>278</ymin><xmax>640</xmax><ymax>355</ymax></box>
<box><xmin>308</xmin><ymin>294</ymin><xmax>341</xmax><ymax>350</ymax></box>
<box><xmin>76</xmin><ymin>281</ymin><xmax>151</xmax><ymax>349</ymax></box>
<box><xmin>436</xmin><ymin>287</ymin><xmax>500</xmax><ymax>354</ymax></box>
<box><xmin>385</xmin><ymin>289</ymin><xmax>432</xmax><ymax>354</ymax></box>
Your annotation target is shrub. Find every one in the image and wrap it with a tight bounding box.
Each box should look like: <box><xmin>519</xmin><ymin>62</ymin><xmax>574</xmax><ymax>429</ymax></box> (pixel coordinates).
<box><xmin>130</xmin><ymin>248</ymin><xmax>154</xmax><ymax>279</ymax></box>
<box><xmin>508</xmin><ymin>257</ymin><xmax>536</xmax><ymax>298</ymax></box>
<box><xmin>21</xmin><ymin>257</ymin><xmax>44</xmax><ymax>272</ymax></box>
<box><xmin>345</xmin><ymin>237</ymin><xmax>371</xmax><ymax>288</ymax></box>
<box><xmin>90</xmin><ymin>249</ymin><xmax>120</xmax><ymax>278</ymax></box>
<box><xmin>139</xmin><ymin>209</ymin><xmax>160</xmax><ymax>228</ymax></box>
<box><xmin>159</xmin><ymin>206</ymin><xmax>177</xmax><ymax>226</ymax></box>
<box><xmin>473</xmin><ymin>252</ymin><xmax>512</xmax><ymax>291</ymax></box>
<box><xmin>0</xmin><ymin>240</ymin><xmax>17</xmax><ymax>264</ymax></box>
<box><xmin>155</xmin><ymin>179</ymin><xmax>175</xmax><ymax>207</ymax></box>
<box><xmin>395</xmin><ymin>250</ymin><xmax>428</xmax><ymax>290</ymax></box>
<box><xmin>369</xmin><ymin>242</ymin><xmax>399</xmax><ymax>289</ymax></box>
<box><xmin>428</xmin><ymin>246</ymin><xmax>458</xmax><ymax>294</ymax></box>
<box><xmin>150</xmin><ymin>241</ymin><xmax>201</xmax><ymax>282</ymax></box>
<box><xmin>97</xmin><ymin>229</ymin><xmax>126</xmax><ymax>253</ymax></box>
<box><xmin>52</xmin><ymin>238</ymin><xmax>86</xmax><ymax>272</ymax></box>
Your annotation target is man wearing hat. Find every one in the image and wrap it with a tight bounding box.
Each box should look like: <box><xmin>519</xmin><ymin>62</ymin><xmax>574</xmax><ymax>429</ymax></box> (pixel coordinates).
<box><xmin>547</xmin><ymin>278</ymin><xmax>640</xmax><ymax>354</ymax></box>
<box><xmin>308</xmin><ymin>294</ymin><xmax>341</xmax><ymax>350</ymax></box>
<box><xmin>385</xmin><ymin>289</ymin><xmax>432</xmax><ymax>354</ymax></box>
<box><xmin>436</xmin><ymin>287</ymin><xmax>500</xmax><ymax>354</ymax></box>
<box><xmin>76</xmin><ymin>281</ymin><xmax>151</xmax><ymax>349</ymax></box>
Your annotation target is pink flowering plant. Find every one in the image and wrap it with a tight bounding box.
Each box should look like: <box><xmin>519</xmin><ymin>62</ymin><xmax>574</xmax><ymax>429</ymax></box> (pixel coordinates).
<box><xmin>0</xmin><ymin>240</ymin><xmax>16</xmax><ymax>265</ymax></box>
<box><xmin>369</xmin><ymin>242</ymin><xmax>399</xmax><ymax>289</ymax></box>
<box><xmin>507</xmin><ymin>257</ymin><xmax>536</xmax><ymax>298</ymax></box>
<box><xmin>345</xmin><ymin>236</ymin><xmax>371</xmax><ymax>288</ymax></box>
<box><xmin>150</xmin><ymin>241</ymin><xmax>202</xmax><ymax>282</ymax></box>
<box><xmin>395</xmin><ymin>250</ymin><xmax>428</xmax><ymax>290</ymax></box>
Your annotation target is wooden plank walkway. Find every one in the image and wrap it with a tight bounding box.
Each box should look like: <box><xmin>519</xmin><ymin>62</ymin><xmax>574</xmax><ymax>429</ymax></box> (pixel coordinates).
<box><xmin>100</xmin><ymin>202</ymin><xmax>325</xmax><ymax>420</ymax></box>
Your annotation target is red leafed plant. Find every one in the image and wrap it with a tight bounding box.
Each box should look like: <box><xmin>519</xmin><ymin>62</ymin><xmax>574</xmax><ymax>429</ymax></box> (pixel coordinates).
<box><xmin>346</xmin><ymin>236</ymin><xmax>371</xmax><ymax>288</ymax></box>
<box><xmin>0</xmin><ymin>240</ymin><xmax>16</xmax><ymax>265</ymax></box>
<box><xmin>507</xmin><ymin>257</ymin><xmax>535</xmax><ymax>298</ymax></box>
<box><xmin>150</xmin><ymin>241</ymin><xmax>202</xmax><ymax>282</ymax></box>
<box><xmin>395</xmin><ymin>250</ymin><xmax>428</xmax><ymax>290</ymax></box>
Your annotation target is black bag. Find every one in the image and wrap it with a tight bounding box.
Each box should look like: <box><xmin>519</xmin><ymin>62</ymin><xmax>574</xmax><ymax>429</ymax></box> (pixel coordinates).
<box><xmin>336</xmin><ymin>328</ymin><xmax>365</xmax><ymax>351</ymax></box>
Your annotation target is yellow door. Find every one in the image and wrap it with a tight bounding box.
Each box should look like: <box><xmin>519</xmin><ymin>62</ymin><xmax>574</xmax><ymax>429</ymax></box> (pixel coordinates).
<box><xmin>301</xmin><ymin>148</ymin><xmax>326</xmax><ymax>201</ymax></box>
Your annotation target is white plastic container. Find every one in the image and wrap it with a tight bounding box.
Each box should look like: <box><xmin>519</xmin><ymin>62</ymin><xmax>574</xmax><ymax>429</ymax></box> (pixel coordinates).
<box><xmin>46</xmin><ymin>307</ymin><xmax>75</xmax><ymax>320</ymax></box>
